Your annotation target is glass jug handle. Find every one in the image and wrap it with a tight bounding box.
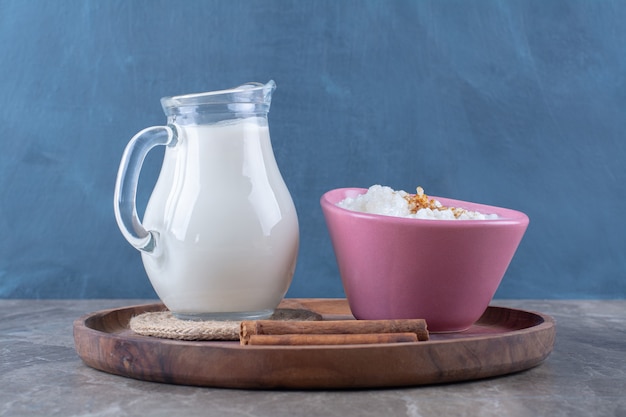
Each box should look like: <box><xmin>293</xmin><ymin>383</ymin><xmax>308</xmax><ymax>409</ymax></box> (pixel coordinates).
<box><xmin>113</xmin><ymin>125</ymin><xmax>178</xmax><ymax>255</ymax></box>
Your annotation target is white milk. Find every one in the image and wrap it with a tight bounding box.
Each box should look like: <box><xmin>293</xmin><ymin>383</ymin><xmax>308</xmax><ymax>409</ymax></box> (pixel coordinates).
<box><xmin>141</xmin><ymin>118</ymin><xmax>299</xmax><ymax>319</ymax></box>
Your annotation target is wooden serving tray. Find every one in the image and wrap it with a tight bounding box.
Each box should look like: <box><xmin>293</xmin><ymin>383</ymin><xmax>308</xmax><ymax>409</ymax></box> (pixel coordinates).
<box><xmin>73</xmin><ymin>298</ymin><xmax>555</xmax><ymax>389</ymax></box>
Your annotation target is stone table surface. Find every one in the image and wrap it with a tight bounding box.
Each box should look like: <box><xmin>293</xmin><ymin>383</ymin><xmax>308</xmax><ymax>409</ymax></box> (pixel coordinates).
<box><xmin>0</xmin><ymin>299</ymin><xmax>624</xmax><ymax>417</ymax></box>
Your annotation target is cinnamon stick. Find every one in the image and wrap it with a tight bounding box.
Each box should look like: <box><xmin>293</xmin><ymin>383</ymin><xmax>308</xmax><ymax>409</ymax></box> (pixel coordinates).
<box><xmin>240</xmin><ymin>319</ymin><xmax>429</xmax><ymax>345</ymax></box>
<box><xmin>245</xmin><ymin>332</ymin><xmax>418</xmax><ymax>346</ymax></box>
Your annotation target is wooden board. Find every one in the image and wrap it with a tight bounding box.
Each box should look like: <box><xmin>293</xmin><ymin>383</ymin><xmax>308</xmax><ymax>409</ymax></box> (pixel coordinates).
<box><xmin>73</xmin><ymin>299</ymin><xmax>555</xmax><ymax>389</ymax></box>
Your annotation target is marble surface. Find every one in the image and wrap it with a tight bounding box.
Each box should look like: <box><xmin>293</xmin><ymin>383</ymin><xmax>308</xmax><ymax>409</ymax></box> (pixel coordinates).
<box><xmin>0</xmin><ymin>299</ymin><xmax>624</xmax><ymax>417</ymax></box>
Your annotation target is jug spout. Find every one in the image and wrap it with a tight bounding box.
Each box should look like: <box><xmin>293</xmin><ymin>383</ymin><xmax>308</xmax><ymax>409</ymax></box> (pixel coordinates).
<box><xmin>263</xmin><ymin>80</ymin><xmax>276</xmax><ymax>103</ymax></box>
<box><xmin>233</xmin><ymin>80</ymin><xmax>276</xmax><ymax>105</ymax></box>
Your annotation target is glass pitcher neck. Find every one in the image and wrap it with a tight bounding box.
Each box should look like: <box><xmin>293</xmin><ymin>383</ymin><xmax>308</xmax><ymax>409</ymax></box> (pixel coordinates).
<box><xmin>160</xmin><ymin>80</ymin><xmax>276</xmax><ymax>125</ymax></box>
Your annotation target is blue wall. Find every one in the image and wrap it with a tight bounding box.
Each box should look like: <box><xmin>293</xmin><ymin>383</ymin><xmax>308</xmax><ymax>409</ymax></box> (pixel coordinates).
<box><xmin>1</xmin><ymin>0</ymin><xmax>624</xmax><ymax>299</ymax></box>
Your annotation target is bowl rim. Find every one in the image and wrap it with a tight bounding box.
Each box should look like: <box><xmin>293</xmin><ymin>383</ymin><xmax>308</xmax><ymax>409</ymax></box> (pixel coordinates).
<box><xmin>320</xmin><ymin>187</ymin><xmax>529</xmax><ymax>227</ymax></box>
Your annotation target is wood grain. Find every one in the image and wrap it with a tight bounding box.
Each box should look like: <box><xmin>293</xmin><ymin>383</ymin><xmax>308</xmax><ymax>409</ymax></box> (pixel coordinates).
<box><xmin>73</xmin><ymin>299</ymin><xmax>555</xmax><ymax>389</ymax></box>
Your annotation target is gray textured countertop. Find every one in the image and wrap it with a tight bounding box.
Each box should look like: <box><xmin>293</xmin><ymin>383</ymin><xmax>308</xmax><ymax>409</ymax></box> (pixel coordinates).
<box><xmin>1</xmin><ymin>299</ymin><xmax>624</xmax><ymax>417</ymax></box>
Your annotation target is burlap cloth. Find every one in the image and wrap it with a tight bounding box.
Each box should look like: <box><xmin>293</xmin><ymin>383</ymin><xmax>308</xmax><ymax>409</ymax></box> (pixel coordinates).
<box><xmin>129</xmin><ymin>308</ymin><xmax>322</xmax><ymax>341</ymax></box>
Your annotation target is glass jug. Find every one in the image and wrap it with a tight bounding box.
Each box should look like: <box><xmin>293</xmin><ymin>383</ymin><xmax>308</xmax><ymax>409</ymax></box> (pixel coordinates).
<box><xmin>114</xmin><ymin>81</ymin><xmax>299</xmax><ymax>320</ymax></box>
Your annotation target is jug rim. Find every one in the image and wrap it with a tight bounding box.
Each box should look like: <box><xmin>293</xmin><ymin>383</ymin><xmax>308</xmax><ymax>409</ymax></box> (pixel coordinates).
<box><xmin>161</xmin><ymin>80</ymin><xmax>276</xmax><ymax>109</ymax></box>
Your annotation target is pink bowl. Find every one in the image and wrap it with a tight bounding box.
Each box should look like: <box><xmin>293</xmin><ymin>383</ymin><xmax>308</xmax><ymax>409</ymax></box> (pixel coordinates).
<box><xmin>320</xmin><ymin>188</ymin><xmax>529</xmax><ymax>332</ymax></box>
